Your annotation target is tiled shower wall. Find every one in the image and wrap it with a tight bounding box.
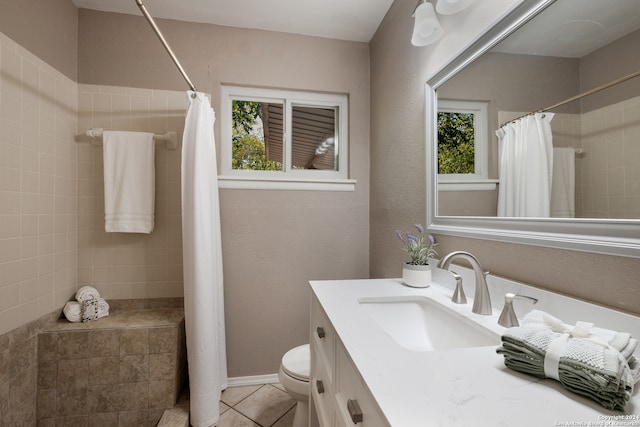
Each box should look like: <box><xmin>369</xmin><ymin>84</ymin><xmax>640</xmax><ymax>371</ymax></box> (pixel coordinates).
<box><xmin>1</xmin><ymin>32</ymin><xmax>193</xmax><ymax>425</ymax></box>
<box><xmin>1</xmin><ymin>32</ymin><xmax>192</xmax><ymax>336</ymax></box>
<box><xmin>76</xmin><ymin>84</ymin><xmax>188</xmax><ymax>300</ymax></box>
<box><xmin>0</xmin><ymin>32</ymin><xmax>78</xmax><ymax>337</ymax></box>
<box><xmin>578</xmin><ymin>96</ymin><xmax>640</xmax><ymax>219</ymax></box>
<box><xmin>0</xmin><ymin>30</ymin><xmax>78</xmax><ymax>426</ymax></box>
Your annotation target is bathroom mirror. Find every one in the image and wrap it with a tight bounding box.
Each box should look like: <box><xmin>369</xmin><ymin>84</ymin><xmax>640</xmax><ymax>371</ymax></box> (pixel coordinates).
<box><xmin>426</xmin><ymin>0</ymin><xmax>640</xmax><ymax>257</ymax></box>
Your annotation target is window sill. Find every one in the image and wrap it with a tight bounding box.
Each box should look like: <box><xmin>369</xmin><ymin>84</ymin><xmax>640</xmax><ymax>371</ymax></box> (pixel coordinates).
<box><xmin>437</xmin><ymin>179</ymin><xmax>498</xmax><ymax>191</ymax></box>
<box><xmin>218</xmin><ymin>176</ymin><xmax>357</xmax><ymax>191</ymax></box>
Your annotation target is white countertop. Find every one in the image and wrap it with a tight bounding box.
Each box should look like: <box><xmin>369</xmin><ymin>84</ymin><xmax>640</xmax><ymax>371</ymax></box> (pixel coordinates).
<box><xmin>310</xmin><ymin>275</ymin><xmax>640</xmax><ymax>426</ymax></box>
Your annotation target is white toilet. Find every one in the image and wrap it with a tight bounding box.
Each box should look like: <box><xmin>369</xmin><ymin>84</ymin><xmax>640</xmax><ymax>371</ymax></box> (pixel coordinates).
<box><xmin>278</xmin><ymin>344</ymin><xmax>310</xmax><ymax>427</ymax></box>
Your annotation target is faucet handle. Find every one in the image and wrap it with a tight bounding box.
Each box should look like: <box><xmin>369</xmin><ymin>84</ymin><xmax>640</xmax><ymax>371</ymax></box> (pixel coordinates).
<box><xmin>450</xmin><ymin>272</ymin><xmax>467</xmax><ymax>304</ymax></box>
<box><xmin>497</xmin><ymin>293</ymin><xmax>538</xmax><ymax>328</ymax></box>
<box><xmin>509</xmin><ymin>293</ymin><xmax>538</xmax><ymax>304</ymax></box>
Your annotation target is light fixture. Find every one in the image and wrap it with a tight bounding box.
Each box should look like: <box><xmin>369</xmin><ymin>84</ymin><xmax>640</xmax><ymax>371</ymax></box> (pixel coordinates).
<box><xmin>435</xmin><ymin>0</ymin><xmax>475</xmax><ymax>15</ymax></box>
<box><xmin>315</xmin><ymin>137</ymin><xmax>335</xmax><ymax>156</ymax></box>
<box><xmin>411</xmin><ymin>0</ymin><xmax>444</xmax><ymax>46</ymax></box>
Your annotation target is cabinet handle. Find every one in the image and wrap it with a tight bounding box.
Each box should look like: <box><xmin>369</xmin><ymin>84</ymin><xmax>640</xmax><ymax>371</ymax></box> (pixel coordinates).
<box><xmin>316</xmin><ymin>379</ymin><xmax>324</xmax><ymax>394</ymax></box>
<box><xmin>316</xmin><ymin>326</ymin><xmax>326</xmax><ymax>339</ymax></box>
<box><xmin>347</xmin><ymin>399</ymin><xmax>363</xmax><ymax>424</ymax></box>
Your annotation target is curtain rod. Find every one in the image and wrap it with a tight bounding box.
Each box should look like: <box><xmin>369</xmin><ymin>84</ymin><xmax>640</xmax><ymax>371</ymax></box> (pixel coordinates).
<box><xmin>500</xmin><ymin>69</ymin><xmax>640</xmax><ymax>128</ymax></box>
<box><xmin>135</xmin><ymin>0</ymin><xmax>197</xmax><ymax>93</ymax></box>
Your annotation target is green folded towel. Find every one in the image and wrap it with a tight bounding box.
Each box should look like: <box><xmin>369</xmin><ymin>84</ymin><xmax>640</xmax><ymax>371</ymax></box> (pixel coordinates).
<box><xmin>496</xmin><ymin>310</ymin><xmax>639</xmax><ymax>411</ymax></box>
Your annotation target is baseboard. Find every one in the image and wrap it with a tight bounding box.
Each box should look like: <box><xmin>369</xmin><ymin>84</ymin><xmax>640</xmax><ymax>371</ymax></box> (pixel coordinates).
<box><xmin>227</xmin><ymin>373</ymin><xmax>280</xmax><ymax>387</ymax></box>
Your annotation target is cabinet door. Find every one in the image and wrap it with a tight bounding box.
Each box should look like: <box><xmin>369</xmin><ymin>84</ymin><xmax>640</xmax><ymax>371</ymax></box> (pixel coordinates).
<box><xmin>335</xmin><ymin>345</ymin><xmax>388</xmax><ymax>427</ymax></box>
<box><xmin>310</xmin><ymin>295</ymin><xmax>336</xmax><ymax>427</ymax></box>
<box><xmin>311</xmin><ymin>297</ymin><xmax>335</xmax><ymax>377</ymax></box>
<box><xmin>311</xmin><ymin>359</ymin><xmax>334</xmax><ymax>427</ymax></box>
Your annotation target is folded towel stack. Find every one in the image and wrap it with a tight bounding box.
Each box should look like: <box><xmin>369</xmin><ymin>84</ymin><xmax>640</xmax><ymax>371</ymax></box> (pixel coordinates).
<box><xmin>63</xmin><ymin>285</ymin><xmax>110</xmax><ymax>323</ymax></box>
<box><xmin>497</xmin><ymin>310</ymin><xmax>640</xmax><ymax>411</ymax></box>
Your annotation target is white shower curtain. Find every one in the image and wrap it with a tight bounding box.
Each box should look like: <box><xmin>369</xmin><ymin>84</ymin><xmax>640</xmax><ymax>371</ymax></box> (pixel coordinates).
<box><xmin>182</xmin><ymin>91</ymin><xmax>227</xmax><ymax>427</ymax></box>
<box><xmin>496</xmin><ymin>113</ymin><xmax>554</xmax><ymax>217</ymax></box>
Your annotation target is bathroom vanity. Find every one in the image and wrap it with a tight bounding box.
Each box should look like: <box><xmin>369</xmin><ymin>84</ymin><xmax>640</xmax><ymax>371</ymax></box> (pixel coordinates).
<box><xmin>308</xmin><ymin>270</ymin><xmax>640</xmax><ymax>426</ymax></box>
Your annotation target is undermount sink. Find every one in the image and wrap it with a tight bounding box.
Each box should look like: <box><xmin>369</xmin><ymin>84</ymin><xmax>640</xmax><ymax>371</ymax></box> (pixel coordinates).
<box><xmin>358</xmin><ymin>296</ymin><xmax>499</xmax><ymax>352</ymax></box>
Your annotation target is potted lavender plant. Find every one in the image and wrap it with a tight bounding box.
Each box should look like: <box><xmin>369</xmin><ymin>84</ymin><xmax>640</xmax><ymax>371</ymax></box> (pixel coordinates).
<box><xmin>395</xmin><ymin>224</ymin><xmax>438</xmax><ymax>287</ymax></box>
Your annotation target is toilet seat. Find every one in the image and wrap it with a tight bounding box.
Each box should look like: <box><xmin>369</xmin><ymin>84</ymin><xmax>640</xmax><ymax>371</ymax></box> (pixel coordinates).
<box><xmin>281</xmin><ymin>344</ymin><xmax>310</xmax><ymax>382</ymax></box>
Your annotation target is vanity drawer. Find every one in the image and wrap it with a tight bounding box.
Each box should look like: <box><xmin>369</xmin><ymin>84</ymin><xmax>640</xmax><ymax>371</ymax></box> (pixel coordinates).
<box><xmin>311</xmin><ymin>355</ymin><xmax>334</xmax><ymax>427</ymax></box>
<box><xmin>335</xmin><ymin>345</ymin><xmax>388</xmax><ymax>427</ymax></box>
<box><xmin>311</xmin><ymin>296</ymin><xmax>335</xmax><ymax>374</ymax></box>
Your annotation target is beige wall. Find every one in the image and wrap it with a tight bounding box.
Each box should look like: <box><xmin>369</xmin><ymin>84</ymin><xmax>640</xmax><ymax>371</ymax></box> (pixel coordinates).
<box><xmin>370</xmin><ymin>0</ymin><xmax>640</xmax><ymax>315</ymax></box>
<box><xmin>369</xmin><ymin>0</ymin><xmax>522</xmax><ymax>277</ymax></box>
<box><xmin>580</xmin><ymin>29</ymin><xmax>640</xmax><ymax>113</ymax></box>
<box><xmin>0</xmin><ymin>0</ymin><xmax>77</xmax><ymax>80</ymax></box>
<box><xmin>437</xmin><ymin>190</ymin><xmax>498</xmax><ymax>217</ymax></box>
<box><xmin>0</xmin><ymin>32</ymin><xmax>78</xmax><ymax>336</ymax></box>
<box><xmin>77</xmin><ymin>9</ymin><xmax>370</xmax><ymax>377</ymax></box>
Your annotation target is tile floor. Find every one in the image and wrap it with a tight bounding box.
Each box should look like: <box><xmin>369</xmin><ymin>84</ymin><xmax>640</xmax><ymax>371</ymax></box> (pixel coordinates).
<box><xmin>216</xmin><ymin>383</ymin><xmax>296</xmax><ymax>427</ymax></box>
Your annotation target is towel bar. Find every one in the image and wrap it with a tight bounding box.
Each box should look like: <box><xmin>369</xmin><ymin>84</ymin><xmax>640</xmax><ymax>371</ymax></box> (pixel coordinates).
<box><xmin>85</xmin><ymin>128</ymin><xmax>178</xmax><ymax>150</ymax></box>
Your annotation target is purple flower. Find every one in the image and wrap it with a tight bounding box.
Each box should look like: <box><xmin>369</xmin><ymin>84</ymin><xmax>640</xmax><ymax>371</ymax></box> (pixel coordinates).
<box><xmin>394</xmin><ymin>223</ymin><xmax>437</xmax><ymax>265</ymax></box>
<box><xmin>406</xmin><ymin>233</ymin><xmax>419</xmax><ymax>244</ymax></box>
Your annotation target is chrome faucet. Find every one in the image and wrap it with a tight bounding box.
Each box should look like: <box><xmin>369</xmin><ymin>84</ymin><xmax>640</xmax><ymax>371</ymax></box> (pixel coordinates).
<box><xmin>437</xmin><ymin>251</ymin><xmax>492</xmax><ymax>315</ymax></box>
<box><xmin>497</xmin><ymin>293</ymin><xmax>538</xmax><ymax>327</ymax></box>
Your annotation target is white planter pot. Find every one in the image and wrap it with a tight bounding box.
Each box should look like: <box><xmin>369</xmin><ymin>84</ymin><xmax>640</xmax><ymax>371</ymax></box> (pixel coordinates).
<box><xmin>402</xmin><ymin>263</ymin><xmax>432</xmax><ymax>288</ymax></box>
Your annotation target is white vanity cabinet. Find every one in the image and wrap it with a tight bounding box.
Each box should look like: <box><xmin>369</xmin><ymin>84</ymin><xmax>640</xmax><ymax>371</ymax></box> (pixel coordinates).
<box><xmin>310</xmin><ymin>295</ymin><xmax>389</xmax><ymax>427</ymax></box>
<box><xmin>309</xmin><ymin>278</ymin><xmax>640</xmax><ymax>425</ymax></box>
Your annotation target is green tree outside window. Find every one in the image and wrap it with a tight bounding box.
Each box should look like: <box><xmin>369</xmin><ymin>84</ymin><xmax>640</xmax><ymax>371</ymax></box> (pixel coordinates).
<box><xmin>231</xmin><ymin>100</ymin><xmax>283</xmax><ymax>171</ymax></box>
<box><xmin>437</xmin><ymin>111</ymin><xmax>475</xmax><ymax>174</ymax></box>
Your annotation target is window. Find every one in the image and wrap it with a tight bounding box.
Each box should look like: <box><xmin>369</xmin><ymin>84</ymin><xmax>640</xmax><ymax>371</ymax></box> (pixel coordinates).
<box><xmin>220</xmin><ymin>86</ymin><xmax>353</xmax><ymax>190</ymax></box>
<box><xmin>437</xmin><ymin>100</ymin><xmax>495</xmax><ymax>190</ymax></box>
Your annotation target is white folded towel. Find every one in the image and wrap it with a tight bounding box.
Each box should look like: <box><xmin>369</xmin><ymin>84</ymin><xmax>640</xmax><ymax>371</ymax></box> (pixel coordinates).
<box><xmin>75</xmin><ymin>285</ymin><xmax>101</xmax><ymax>303</ymax></box>
<box><xmin>535</xmin><ymin>311</ymin><xmax>637</xmax><ymax>361</ymax></box>
<box><xmin>63</xmin><ymin>298</ymin><xmax>110</xmax><ymax>323</ymax></box>
<box><xmin>103</xmin><ymin>131</ymin><xmax>155</xmax><ymax>233</ymax></box>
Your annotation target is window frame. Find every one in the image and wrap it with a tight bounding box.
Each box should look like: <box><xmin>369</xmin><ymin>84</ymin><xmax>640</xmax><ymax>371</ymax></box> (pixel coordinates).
<box><xmin>437</xmin><ymin>100</ymin><xmax>495</xmax><ymax>191</ymax></box>
<box><xmin>219</xmin><ymin>85</ymin><xmax>354</xmax><ymax>191</ymax></box>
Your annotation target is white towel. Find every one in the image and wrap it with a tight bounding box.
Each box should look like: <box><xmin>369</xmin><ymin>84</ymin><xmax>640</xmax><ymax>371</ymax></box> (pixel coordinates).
<box><xmin>550</xmin><ymin>147</ymin><xmax>575</xmax><ymax>218</ymax></box>
<box><xmin>63</xmin><ymin>298</ymin><xmax>110</xmax><ymax>323</ymax></box>
<box><xmin>103</xmin><ymin>131</ymin><xmax>155</xmax><ymax>233</ymax></box>
<box><xmin>75</xmin><ymin>285</ymin><xmax>100</xmax><ymax>303</ymax></box>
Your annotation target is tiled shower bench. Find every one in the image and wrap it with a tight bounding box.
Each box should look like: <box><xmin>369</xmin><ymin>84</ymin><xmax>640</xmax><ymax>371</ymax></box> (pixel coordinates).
<box><xmin>36</xmin><ymin>300</ymin><xmax>186</xmax><ymax>427</ymax></box>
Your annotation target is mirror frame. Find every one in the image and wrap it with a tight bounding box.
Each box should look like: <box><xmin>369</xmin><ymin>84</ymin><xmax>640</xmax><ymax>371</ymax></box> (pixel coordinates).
<box><xmin>426</xmin><ymin>0</ymin><xmax>640</xmax><ymax>258</ymax></box>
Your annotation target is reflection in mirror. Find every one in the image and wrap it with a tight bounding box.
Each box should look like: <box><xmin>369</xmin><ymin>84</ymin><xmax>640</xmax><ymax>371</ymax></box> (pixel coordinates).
<box><xmin>437</xmin><ymin>100</ymin><xmax>489</xmax><ymax>183</ymax></box>
<box><xmin>436</xmin><ymin>0</ymin><xmax>640</xmax><ymax>220</ymax></box>
<box><xmin>426</xmin><ymin>0</ymin><xmax>640</xmax><ymax>257</ymax></box>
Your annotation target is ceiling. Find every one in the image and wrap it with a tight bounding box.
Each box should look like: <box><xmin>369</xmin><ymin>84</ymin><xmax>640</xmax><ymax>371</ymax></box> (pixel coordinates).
<box><xmin>492</xmin><ymin>0</ymin><xmax>640</xmax><ymax>58</ymax></box>
<box><xmin>71</xmin><ymin>0</ymin><xmax>395</xmax><ymax>42</ymax></box>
